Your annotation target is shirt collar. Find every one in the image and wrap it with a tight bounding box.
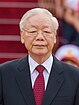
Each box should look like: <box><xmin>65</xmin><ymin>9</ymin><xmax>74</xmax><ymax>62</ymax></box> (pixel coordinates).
<box><xmin>28</xmin><ymin>54</ymin><xmax>53</xmax><ymax>74</ymax></box>
<box><xmin>42</xmin><ymin>55</ymin><xmax>53</xmax><ymax>74</ymax></box>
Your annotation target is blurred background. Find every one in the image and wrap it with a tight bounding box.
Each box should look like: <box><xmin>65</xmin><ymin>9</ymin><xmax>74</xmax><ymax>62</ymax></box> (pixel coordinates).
<box><xmin>0</xmin><ymin>0</ymin><xmax>79</xmax><ymax>64</ymax></box>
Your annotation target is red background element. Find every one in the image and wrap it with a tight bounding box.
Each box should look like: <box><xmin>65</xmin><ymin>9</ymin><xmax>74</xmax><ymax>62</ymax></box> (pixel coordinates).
<box><xmin>0</xmin><ymin>0</ymin><xmax>38</xmax><ymax>63</ymax></box>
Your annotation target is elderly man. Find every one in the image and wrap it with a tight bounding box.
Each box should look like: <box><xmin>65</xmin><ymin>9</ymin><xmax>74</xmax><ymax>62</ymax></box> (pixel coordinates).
<box><xmin>0</xmin><ymin>8</ymin><xmax>79</xmax><ymax>105</ymax></box>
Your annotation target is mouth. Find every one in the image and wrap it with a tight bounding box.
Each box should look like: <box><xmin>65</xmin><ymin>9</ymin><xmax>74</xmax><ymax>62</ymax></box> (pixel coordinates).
<box><xmin>33</xmin><ymin>45</ymin><xmax>46</xmax><ymax>48</ymax></box>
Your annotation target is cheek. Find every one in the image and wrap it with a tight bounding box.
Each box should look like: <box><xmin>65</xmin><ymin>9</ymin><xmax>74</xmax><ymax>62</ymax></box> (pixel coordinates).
<box><xmin>48</xmin><ymin>38</ymin><xmax>56</xmax><ymax>48</ymax></box>
<box><xmin>24</xmin><ymin>38</ymin><xmax>34</xmax><ymax>50</ymax></box>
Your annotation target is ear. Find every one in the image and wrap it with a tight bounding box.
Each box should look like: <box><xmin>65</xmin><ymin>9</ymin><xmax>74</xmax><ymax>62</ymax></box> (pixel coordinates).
<box><xmin>54</xmin><ymin>37</ymin><xmax>56</xmax><ymax>43</ymax></box>
<box><xmin>20</xmin><ymin>31</ymin><xmax>24</xmax><ymax>44</ymax></box>
<box><xmin>54</xmin><ymin>31</ymin><xmax>57</xmax><ymax>43</ymax></box>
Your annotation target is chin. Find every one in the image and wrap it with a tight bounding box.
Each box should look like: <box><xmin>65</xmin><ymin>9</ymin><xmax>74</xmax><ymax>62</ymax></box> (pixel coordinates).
<box><xmin>31</xmin><ymin>48</ymin><xmax>48</xmax><ymax>55</ymax></box>
<box><xmin>33</xmin><ymin>51</ymin><xmax>48</xmax><ymax>56</ymax></box>
<box><xmin>35</xmin><ymin>52</ymin><xmax>46</xmax><ymax>56</ymax></box>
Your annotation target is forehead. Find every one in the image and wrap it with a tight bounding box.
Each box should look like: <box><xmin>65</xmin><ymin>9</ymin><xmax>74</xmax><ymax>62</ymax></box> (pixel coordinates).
<box><xmin>24</xmin><ymin>14</ymin><xmax>53</xmax><ymax>28</ymax></box>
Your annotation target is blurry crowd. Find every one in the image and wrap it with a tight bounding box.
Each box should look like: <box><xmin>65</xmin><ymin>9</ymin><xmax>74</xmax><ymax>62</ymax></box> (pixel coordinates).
<box><xmin>38</xmin><ymin>0</ymin><xmax>79</xmax><ymax>67</ymax></box>
<box><xmin>38</xmin><ymin>0</ymin><xmax>79</xmax><ymax>32</ymax></box>
<box><xmin>55</xmin><ymin>44</ymin><xmax>79</xmax><ymax>68</ymax></box>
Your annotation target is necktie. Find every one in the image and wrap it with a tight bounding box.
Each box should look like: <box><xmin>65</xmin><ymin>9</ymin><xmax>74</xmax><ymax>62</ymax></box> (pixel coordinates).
<box><xmin>33</xmin><ymin>65</ymin><xmax>45</xmax><ymax>105</ymax></box>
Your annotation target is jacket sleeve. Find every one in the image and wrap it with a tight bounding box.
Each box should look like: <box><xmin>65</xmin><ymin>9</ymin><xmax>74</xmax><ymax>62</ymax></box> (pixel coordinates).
<box><xmin>0</xmin><ymin>69</ymin><xmax>3</xmax><ymax>105</ymax></box>
<box><xmin>74</xmin><ymin>84</ymin><xmax>79</xmax><ymax>105</ymax></box>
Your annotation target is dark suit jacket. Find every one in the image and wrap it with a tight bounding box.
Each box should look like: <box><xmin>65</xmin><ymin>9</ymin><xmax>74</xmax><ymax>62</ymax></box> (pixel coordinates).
<box><xmin>0</xmin><ymin>55</ymin><xmax>79</xmax><ymax>105</ymax></box>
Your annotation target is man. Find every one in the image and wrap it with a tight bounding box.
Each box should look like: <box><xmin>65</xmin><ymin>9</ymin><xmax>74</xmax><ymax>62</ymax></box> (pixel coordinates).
<box><xmin>0</xmin><ymin>8</ymin><xmax>79</xmax><ymax>105</ymax></box>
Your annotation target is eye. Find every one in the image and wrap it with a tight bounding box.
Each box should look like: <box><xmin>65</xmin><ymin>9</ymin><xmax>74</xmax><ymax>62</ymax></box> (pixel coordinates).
<box><xmin>43</xmin><ymin>31</ymin><xmax>51</xmax><ymax>33</ymax></box>
<box><xmin>29</xmin><ymin>31</ymin><xmax>37</xmax><ymax>33</ymax></box>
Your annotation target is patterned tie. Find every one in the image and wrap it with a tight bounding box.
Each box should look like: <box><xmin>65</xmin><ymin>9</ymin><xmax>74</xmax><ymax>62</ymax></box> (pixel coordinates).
<box><xmin>33</xmin><ymin>65</ymin><xmax>45</xmax><ymax>105</ymax></box>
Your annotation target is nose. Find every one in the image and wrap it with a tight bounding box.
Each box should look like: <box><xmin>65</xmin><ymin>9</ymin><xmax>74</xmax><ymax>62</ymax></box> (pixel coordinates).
<box><xmin>35</xmin><ymin>31</ymin><xmax>45</xmax><ymax>41</ymax></box>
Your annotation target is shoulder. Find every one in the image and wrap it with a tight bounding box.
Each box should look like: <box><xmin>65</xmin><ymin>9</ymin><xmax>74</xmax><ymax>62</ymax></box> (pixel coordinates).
<box><xmin>62</xmin><ymin>61</ymin><xmax>79</xmax><ymax>76</ymax></box>
<box><xmin>0</xmin><ymin>59</ymin><xmax>20</xmax><ymax>69</ymax></box>
<box><xmin>0</xmin><ymin>56</ymin><xmax>28</xmax><ymax>73</ymax></box>
<box><xmin>54</xmin><ymin>55</ymin><xmax>79</xmax><ymax>80</ymax></box>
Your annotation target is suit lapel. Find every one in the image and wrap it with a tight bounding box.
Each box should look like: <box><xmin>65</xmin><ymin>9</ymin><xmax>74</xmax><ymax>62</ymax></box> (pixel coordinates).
<box><xmin>42</xmin><ymin>56</ymin><xmax>65</xmax><ymax>105</ymax></box>
<box><xmin>15</xmin><ymin>56</ymin><xmax>35</xmax><ymax>105</ymax></box>
<box><xmin>15</xmin><ymin>56</ymin><xmax>65</xmax><ymax>105</ymax></box>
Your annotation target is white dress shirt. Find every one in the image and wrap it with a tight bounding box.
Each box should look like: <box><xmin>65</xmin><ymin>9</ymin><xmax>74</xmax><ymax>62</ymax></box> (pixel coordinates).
<box><xmin>28</xmin><ymin>55</ymin><xmax>53</xmax><ymax>90</ymax></box>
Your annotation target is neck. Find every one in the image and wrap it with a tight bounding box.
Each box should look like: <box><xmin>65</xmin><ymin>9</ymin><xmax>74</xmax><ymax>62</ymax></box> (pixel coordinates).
<box><xmin>29</xmin><ymin>53</ymin><xmax>51</xmax><ymax>64</ymax></box>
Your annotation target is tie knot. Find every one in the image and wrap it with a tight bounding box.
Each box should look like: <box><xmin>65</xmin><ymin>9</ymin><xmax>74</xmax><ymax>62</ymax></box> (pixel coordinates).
<box><xmin>36</xmin><ymin>65</ymin><xmax>45</xmax><ymax>74</ymax></box>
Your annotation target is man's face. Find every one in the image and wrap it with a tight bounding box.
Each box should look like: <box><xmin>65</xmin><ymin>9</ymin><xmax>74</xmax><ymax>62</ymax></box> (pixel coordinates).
<box><xmin>20</xmin><ymin>14</ymin><xmax>57</xmax><ymax>58</ymax></box>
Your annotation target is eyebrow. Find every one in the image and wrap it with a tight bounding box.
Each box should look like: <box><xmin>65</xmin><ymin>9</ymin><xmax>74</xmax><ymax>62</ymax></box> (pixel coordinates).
<box><xmin>29</xmin><ymin>25</ymin><xmax>52</xmax><ymax>29</ymax></box>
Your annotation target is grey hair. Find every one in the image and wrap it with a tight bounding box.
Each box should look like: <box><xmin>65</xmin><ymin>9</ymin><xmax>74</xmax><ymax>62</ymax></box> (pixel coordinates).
<box><xmin>19</xmin><ymin>8</ymin><xmax>59</xmax><ymax>31</ymax></box>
